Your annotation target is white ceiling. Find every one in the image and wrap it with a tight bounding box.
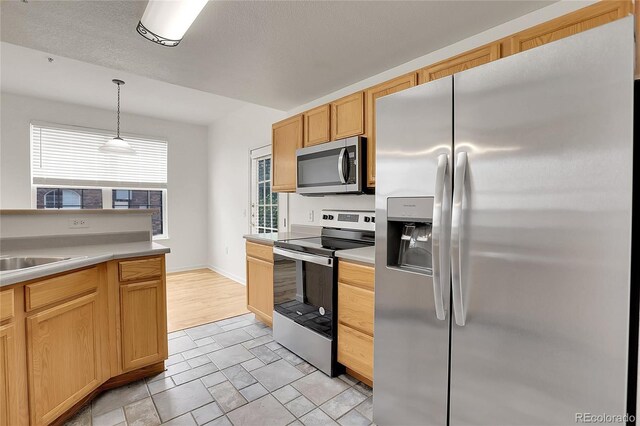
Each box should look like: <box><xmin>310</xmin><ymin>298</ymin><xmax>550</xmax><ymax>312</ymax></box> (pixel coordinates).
<box><xmin>0</xmin><ymin>0</ymin><xmax>554</xmax><ymax>111</ymax></box>
<box><xmin>0</xmin><ymin>42</ymin><xmax>249</xmax><ymax>126</ymax></box>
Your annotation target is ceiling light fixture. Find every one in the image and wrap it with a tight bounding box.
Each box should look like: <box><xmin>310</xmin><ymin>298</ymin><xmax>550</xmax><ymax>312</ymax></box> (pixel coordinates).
<box><xmin>137</xmin><ymin>0</ymin><xmax>208</xmax><ymax>47</ymax></box>
<box><xmin>99</xmin><ymin>79</ymin><xmax>136</xmax><ymax>155</ymax></box>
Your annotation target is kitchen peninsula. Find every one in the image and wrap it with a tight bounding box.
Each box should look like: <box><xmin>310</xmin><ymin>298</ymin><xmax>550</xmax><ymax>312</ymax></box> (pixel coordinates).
<box><xmin>0</xmin><ymin>209</ymin><xmax>170</xmax><ymax>426</ymax></box>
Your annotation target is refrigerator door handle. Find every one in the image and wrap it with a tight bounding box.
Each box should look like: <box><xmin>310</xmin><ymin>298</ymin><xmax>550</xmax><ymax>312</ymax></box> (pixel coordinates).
<box><xmin>431</xmin><ymin>153</ymin><xmax>449</xmax><ymax>320</ymax></box>
<box><xmin>451</xmin><ymin>151</ymin><xmax>467</xmax><ymax>326</ymax></box>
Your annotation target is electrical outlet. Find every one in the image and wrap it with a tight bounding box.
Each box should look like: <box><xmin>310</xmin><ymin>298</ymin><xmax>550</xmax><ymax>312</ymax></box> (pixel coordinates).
<box><xmin>308</xmin><ymin>210</ymin><xmax>314</xmax><ymax>222</ymax></box>
<box><xmin>69</xmin><ymin>218</ymin><xmax>89</xmax><ymax>229</ymax></box>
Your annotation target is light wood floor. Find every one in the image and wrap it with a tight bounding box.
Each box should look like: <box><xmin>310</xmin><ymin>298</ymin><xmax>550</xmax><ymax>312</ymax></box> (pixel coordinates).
<box><xmin>166</xmin><ymin>268</ymin><xmax>249</xmax><ymax>332</ymax></box>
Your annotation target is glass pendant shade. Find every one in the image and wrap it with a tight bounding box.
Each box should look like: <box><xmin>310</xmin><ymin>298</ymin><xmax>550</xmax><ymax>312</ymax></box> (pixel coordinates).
<box><xmin>99</xmin><ymin>136</ymin><xmax>136</xmax><ymax>155</ymax></box>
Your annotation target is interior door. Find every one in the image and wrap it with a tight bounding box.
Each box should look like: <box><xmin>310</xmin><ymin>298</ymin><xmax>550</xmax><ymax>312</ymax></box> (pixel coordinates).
<box><xmin>374</xmin><ymin>76</ymin><xmax>452</xmax><ymax>426</ymax></box>
<box><xmin>449</xmin><ymin>18</ymin><xmax>634</xmax><ymax>425</ymax></box>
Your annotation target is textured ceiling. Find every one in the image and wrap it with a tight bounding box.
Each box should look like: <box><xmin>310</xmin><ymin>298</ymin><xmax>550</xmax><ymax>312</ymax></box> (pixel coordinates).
<box><xmin>1</xmin><ymin>1</ymin><xmax>554</xmax><ymax>110</ymax></box>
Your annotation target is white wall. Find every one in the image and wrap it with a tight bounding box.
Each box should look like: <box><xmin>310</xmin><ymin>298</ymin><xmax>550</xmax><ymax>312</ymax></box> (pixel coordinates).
<box><xmin>283</xmin><ymin>0</ymin><xmax>594</xmax><ymax>227</ymax></box>
<box><xmin>207</xmin><ymin>104</ymin><xmax>286</xmax><ymax>283</ymax></box>
<box><xmin>288</xmin><ymin>194</ymin><xmax>375</xmax><ymax>226</ymax></box>
<box><xmin>204</xmin><ymin>0</ymin><xmax>597</xmax><ymax>284</ymax></box>
<box><xmin>0</xmin><ymin>92</ymin><xmax>209</xmax><ymax>272</ymax></box>
<box><xmin>0</xmin><ymin>211</ymin><xmax>152</xmax><ymax>239</ymax></box>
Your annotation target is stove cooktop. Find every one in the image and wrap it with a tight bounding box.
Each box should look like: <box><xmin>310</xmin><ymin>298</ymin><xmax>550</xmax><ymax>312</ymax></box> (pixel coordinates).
<box><xmin>274</xmin><ymin>235</ymin><xmax>372</xmax><ymax>257</ymax></box>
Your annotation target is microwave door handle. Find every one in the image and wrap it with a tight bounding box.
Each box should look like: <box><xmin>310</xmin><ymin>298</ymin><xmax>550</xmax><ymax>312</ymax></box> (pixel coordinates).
<box><xmin>431</xmin><ymin>154</ymin><xmax>449</xmax><ymax>321</ymax></box>
<box><xmin>451</xmin><ymin>151</ymin><xmax>467</xmax><ymax>326</ymax></box>
<box><xmin>338</xmin><ymin>148</ymin><xmax>347</xmax><ymax>184</ymax></box>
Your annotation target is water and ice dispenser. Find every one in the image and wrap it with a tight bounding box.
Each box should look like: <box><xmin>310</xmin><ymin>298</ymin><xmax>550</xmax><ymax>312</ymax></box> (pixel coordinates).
<box><xmin>386</xmin><ymin>197</ymin><xmax>434</xmax><ymax>275</ymax></box>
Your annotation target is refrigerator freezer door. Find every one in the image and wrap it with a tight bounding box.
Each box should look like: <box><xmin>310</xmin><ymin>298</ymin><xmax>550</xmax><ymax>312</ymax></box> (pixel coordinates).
<box><xmin>374</xmin><ymin>76</ymin><xmax>452</xmax><ymax>426</ymax></box>
<box><xmin>450</xmin><ymin>18</ymin><xmax>634</xmax><ymax>425</ymax></box>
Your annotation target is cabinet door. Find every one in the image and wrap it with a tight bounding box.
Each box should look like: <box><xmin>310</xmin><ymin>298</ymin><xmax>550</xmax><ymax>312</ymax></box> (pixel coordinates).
<box><xmin>0</xmin><ymin>323</ymin><xmax>17</xmax><ymax>426</ymax></box>
<box><xmin>331</xmin><ymin>92</ymin><xmax>365</xmax><ymax>140</ymax></box>
<box><xmin>365</xmin><ymin>73</ymin><xmax>417</xmax><ymax>187</ymax></box>
<box><xmin>304</xmin><ymin>105</ymin><xmax>331</xmax><ymax>147</ymax></box>
<box><xmin>510</xmin><ymin>0</ymin><xmax>631</xmax><ymax>54</ymax></box>
<box><xmin>246</xmin><ymin>256</ymin><xmax>274</xmax><ymax>326</ymax></box>
<box><xmin>26</xmin><ymin>293</ymin><xmax>104</xmax><ymax>426</ymax></box>
<box><xmin>337</xmin><ymin>324</ymin><xmax>374</xmax><ymax>382</ymax></box>
<box><xmin>272</xmin><ymin>115</ymin><xmax>303</xmax><ymax>192</ymax></box>
<box><xmin>120</xmin><ymin>280</ymin><xmax>167</xmax><ymax>371</ymax></box>
<box><xmin>418</xmin><ymin>42</ymin><xmax>501</xmax><ymax>84</ymax></box>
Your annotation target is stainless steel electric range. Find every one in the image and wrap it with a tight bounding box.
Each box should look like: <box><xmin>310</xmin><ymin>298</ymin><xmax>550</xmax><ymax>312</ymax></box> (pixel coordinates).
<box><xmin>272</xmin><ymin>209</ymin><xmax>375</xmax><ymax>376</ymax></box>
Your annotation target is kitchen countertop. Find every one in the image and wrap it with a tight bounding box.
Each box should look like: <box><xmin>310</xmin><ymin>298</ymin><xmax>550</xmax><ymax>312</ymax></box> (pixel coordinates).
<box><xmin>243</xmin><ymin>232</ymin><xmax>318</xmax><ymax>246</ymax></box>
<box><xmin>336</xmin><ymin>246</ymin><xmax>375</xmax><ymax>265</ymax></box>
<box><xmin>0</xmin><ymin>241</ymin><xmax>170</xmax><ymax>287</ymax></box>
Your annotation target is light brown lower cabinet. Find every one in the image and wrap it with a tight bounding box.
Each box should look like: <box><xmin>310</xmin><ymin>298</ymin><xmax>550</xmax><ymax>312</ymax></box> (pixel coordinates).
<box><xmin>120</xmin><ymin>279</ymin><xmax>167</xmax><ymax>371</ymax></box>
<box><xmin>26</xmin><ymin>290</ymin><xmax>108</xmax><ymax>425</ymax></box>
<box><xmin>0</xmin><ymin>254</ymin><xmax>167</xmax><ymax>426</ymax></box>
<box><xmin>246</xmin><ymin>241</ymin><xmax>274</xmax><ymax>326</ymax></box>
<box><xmin>337</xmin><ymin>260</ymin><xmax>375</xmax><ymax>386</ymax></box>
<box><xmin>0</xmin><ymin>322</ymin><xmax>18</xmax><ymax>426</ymax></box>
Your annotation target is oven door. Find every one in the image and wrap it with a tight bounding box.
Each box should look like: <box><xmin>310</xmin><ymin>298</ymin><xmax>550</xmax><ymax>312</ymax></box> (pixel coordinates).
<box><xmin>296</xmin><ymin>137</ymin><xmax>361</xmax><ymax>195</ymax></box>
<box><xmin>272</xmin><ymin>247</ymin><xmax>335</xmax><ymax>339</ymax></box>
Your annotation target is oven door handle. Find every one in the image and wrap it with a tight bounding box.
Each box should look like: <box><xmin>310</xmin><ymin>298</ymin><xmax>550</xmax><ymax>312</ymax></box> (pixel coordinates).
<box><xmin>273</xmin><ymin>247</ymin><xmax>334</xmax><ymax>267</ymax></box>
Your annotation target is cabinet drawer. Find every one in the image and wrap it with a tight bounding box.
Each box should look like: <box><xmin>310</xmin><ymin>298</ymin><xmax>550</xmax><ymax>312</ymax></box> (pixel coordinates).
<box><xmin>246</xmin><ymin>241</ymin><xmax>273</xmax><ymax>263</ymax></box>
<box><xmin>338</xmin><ymin>261</ymin><xmax>374</xmax><ymax>290</ymax></box>
<box><xmin>119</xmin><ymin>257</ymin><xmax>162</xmax><ymax>282</ymax></box>
<box><xmin>0</xmin><ymin>289</ymin><xmax>14</xmax><ymax>321</ymax></box>
<box><xmin>338</xmin><ymin>282</ymin><xmax>373</xmax><ymax>336</ymax></box>
<box><xmin>338</xmin><ymin>323</ymin><xmax>373</xmax><ymax>381</ymax></box>
<box><xmin>26</xmin><ymin>268</ymin><xmax>98</xmax><ymax>311</ymax></box>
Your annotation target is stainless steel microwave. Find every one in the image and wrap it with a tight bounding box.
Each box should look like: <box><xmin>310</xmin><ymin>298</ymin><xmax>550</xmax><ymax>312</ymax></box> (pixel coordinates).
<box><xmin>296</xmin><ymin>136</ymin><xmax>366</xmax><ymax>195</ymax></box>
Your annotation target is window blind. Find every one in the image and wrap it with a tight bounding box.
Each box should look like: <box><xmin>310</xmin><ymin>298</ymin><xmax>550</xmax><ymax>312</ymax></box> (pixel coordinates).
<box><xmin>31</xmin><ymin>123</ymin><xmax>167</xmax><ymax>189</ymax></box>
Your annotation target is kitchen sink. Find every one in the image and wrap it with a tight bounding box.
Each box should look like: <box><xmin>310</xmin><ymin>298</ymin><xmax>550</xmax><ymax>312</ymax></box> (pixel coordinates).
<box><xmin>0</xmin><ymin>256</ymin><xmax>72</xmax><ymax>272</ymax></box>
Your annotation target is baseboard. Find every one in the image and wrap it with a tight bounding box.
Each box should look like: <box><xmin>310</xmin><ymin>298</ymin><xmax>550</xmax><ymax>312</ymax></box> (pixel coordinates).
<box><xmin>207</xmin><ymin>264</ymin><xmax>246</xmax><ymax>285</ymax></box>
<box><xmin>166</xmin><ymin>264</ymin><xmax>209</xmax><ymax>274</ymax></box>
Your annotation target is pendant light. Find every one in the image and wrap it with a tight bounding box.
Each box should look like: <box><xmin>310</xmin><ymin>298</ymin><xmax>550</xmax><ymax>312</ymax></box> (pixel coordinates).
<box><xmin>99</xmin><ymin>79</ymin><xmax>136</xmax><ymax>155</ymax></box>
<box><xmin>137</xmin><ymin>0</ymin><xmax>208</xmax><ymax>47</ymax></box>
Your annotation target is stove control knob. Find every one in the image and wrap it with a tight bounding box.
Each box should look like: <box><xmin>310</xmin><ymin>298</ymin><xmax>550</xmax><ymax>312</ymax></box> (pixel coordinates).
<box><xmin>371</xmin><ymin>217</ymin><xmax>375</xmax><ymax>223</ymax></box>
<box><xmin>364</xmin><ymin>217</ymin><xmax>371</xmax><ymax>223</ymax></box>
<box><xmin>328</xmin><ymin>215</ymin><xmax>334</xmax><ymax>220</ymax></box>
<box><xmin>322</xmin><ymin>214</ymin><xmax>328</xmax><ymax>220</ymax></box>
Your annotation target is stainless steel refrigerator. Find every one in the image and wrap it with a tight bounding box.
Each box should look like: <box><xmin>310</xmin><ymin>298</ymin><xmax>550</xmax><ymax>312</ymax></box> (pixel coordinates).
<box><xmin>374</xmin><ymin>17</ymin><xmax>634</xmax><ymax>426</ymax></box>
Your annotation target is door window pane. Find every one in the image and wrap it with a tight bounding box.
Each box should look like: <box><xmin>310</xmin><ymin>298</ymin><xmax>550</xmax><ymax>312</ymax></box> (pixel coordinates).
<box><xmin>254</xmin><ymin>156</ymin><xmax>278</xmax><ymax>233</ymax></box>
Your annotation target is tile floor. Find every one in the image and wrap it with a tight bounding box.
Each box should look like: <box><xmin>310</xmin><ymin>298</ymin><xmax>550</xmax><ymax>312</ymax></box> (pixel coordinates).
<box><xmin>65</xmin><ymin>313</ymin><xmax>374</xmax><ymax>426</ymax></box>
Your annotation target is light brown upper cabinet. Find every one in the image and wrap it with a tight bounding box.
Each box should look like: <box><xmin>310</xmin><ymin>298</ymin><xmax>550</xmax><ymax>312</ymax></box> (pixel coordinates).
<box><xmin>510</xmin><ymin>0</ymin><xmax>632</xmax><ymax>54</ymax></box>
<box><xmin>633</xmin><ymin>1</ymin><xmax>640</xmax><ymax>80</ymax></box>
<box><xmin>272</xmin><ymin>114</ymin><xmax>303</xmax><ymax>192</ymax></box>
<box><xmin>418</xmin><ymin>42</ymin><xmax>501</xmax><ymax>84</ymax></box>
<box><xmin>365</xmin><ymin>73</ymin><xmax>417</xmax><ymax>188</ymax></box>
<box><xmin>331</xmin><ymin>92</ymin><xmax>365</xmax><ymax>141</ymax></box>
<box><xmin>304</xmin><ymin>104</ymin><xmax>331</xmax><ymax>147</ymax></box>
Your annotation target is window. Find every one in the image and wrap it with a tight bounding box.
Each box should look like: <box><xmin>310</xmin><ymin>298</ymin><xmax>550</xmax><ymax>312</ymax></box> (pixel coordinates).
<box><xmin>31</xmin><ymin>122</ymin><xmax>168</xmax><ymax>238</ymax></box>
<box><xmin>37</xmin><ymin>188</ymin><xmax>103</xmax><ymax>209</ymax></box>
<box><xmin>113</xmin><ymin>190</ymin><xmax>163</xmax><ymax>236</ymax></box>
